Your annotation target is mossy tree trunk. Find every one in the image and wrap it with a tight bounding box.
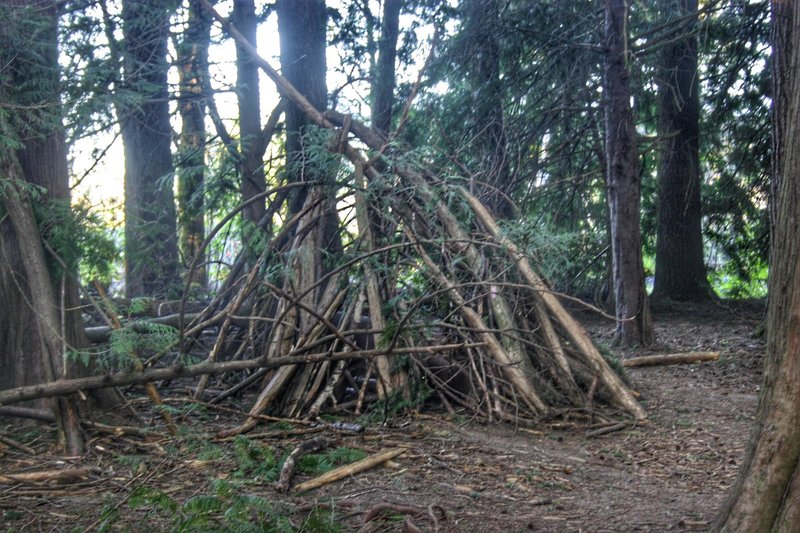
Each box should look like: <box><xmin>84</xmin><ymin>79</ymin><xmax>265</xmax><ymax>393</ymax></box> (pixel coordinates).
<box><xmin>0</xmin><ymin>1</ymin><xmax>118</xmax><ymax>452</ymax></box>
<box><xmin>461</xmin><ymin>0</ymin><xmax>513</xmax><ymax>218</ymax></box>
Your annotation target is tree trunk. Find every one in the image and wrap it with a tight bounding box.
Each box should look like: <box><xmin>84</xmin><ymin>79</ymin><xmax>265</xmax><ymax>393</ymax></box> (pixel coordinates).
<box><xmin>371</xmin><ymin>0</ymin><xmax>401</xmax><ymax>134</ymax></box>
<box><xmin>277</xmin><ymin>0</ymin><xmax>329</xmax><ymax>219</ymax></box>
<box><xmin>603</xmin><ymin>0</ymin><xmax>654</xmax><ymax>347</ymax></box>
<box><xmin>177</xmin><ymin>0</ymin><xmax>213</xmax><ymax>289</ymax></box>
<box><xmin>120</xmin><ymin>0</ymin><xmax>180</xmax><ymax>298</ymax></box>
<box><xmin>653</xmin><ymin>0</ymin><xmax>712</xmax><ymax>302</ymax></box>
<box><xmin>713</xmin><ymin>2</ymin><xmax>800</xmax><ymax>529</ymax></box>
<box><xmin>277</xmin><ymin>0</ymin><xmax>341</xmax><ymax>258</ymax></box>
<box><xmin>233</xmin><ymin>0</ymin><xmax>266</xmax><ymax>226</ymax></box>
<box><xmin>462</xmin><ymin>0</ymin><xmax>513</xmax><ymax>218</ymax></box>
<box><xmin>0</xmin><ymin>1</ymin><xmax>88</xmax><ymax>452</ymax></box>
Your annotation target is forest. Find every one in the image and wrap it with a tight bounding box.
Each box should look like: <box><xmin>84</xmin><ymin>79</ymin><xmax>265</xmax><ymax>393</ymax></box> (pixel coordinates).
<box><xmin>1</xmin><ymin>0</ymin><xmax>799</xmax><ymax>530</ymax></box>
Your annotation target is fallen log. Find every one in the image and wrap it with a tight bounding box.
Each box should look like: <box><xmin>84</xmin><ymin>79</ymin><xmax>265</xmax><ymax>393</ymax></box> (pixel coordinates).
<box><xmin>294</xmin><ymin>447</ymin><xmax>407</xmax><ymax>493</ymax></box>
<box><xmin>0</xmin><ymin>467</ymin><xmax>94</xmax><ymax>484</ymax></box>
<box><xmin>622</xmin><ymin>351</ymin><xmax>720</xmax><ymax>368</ymax></box>
<box><xmin>84</xmin><ymin>312</ymin><xmax>202</xmax><ymax>344</ymax></box>
<box><xmin>0</xmin><ymin>343</ymin><xmax>479</xmax><ymax>405</ymax></box>
<box><xmin>0</xmin><ymin>406</ymin><xmax>55</xmax><ymax>423</ymax></box>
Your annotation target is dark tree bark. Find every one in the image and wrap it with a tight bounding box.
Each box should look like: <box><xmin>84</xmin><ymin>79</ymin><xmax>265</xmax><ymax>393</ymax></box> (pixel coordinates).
<box><xmin>177</xmin><ymin>0</ymin><xmax>213</xmax><ymax>288</ymax></box>
<box><xmin>653</xmin><ymin>0</ymin><xmax>712</xmax><ymax>301</ymax></box>
<box><xmin>233</xmin><ymin>0</ymin><xmax>266</xmax><ymax>226</ymax></box>
<box><xmin>0</xmin><ymin>1</ymin><xmax>96</xmax><ymax>452</ymax></box>
<box><xmin>120</xmin><ymin>0</ymin><xmax>180</xmax><ymax>298</ymax></box>
<box><xmin>462</xmin><ymin>0</ymin><xmax>513</xmax><ymax>218</ymax></box>
<box><xmin>713</xmin><ymin>2</ymin><xmax>800</xmax><ymax>529</ymax></box>
<box><xmin>371</xmin><ymin>0</ymin><xmax>401</xmax><ymax>134</ymax></box>
<box><xmin>277</xmin><ymin>0</ymin><xmax>329</xmax><ymax>219</ymax></box>
<box><xmin>603</xmin><ymin>0</ymin><xmax>654</xmax><ymax>346</ymax></box>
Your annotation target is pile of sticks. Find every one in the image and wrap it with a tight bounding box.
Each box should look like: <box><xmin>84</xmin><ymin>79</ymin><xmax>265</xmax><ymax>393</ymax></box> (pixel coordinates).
<box><xmin>170</xmin><ymin>2</ymin><xmax>647</xmax><ymax>434</ymax></box>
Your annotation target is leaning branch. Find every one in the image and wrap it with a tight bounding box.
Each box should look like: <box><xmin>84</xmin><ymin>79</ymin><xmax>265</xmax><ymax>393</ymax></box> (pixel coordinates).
<box><xmin>0</xmin><ymin>343</ymin><xmax>478</xmax><ymax>405</ymax></box>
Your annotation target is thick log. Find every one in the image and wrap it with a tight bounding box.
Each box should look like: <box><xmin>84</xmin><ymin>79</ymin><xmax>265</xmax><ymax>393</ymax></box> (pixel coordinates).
<box><xmin>354</xmin><ymin>161</ymin><xmax>393</xmax><ymax>396</ymax></box>
<box><xmin>622</xmin><ymin>351</ymin><xmax>720</xmax><ymax>368</ymax></box>
<box><xmin>0</xmin><ymin>343</ymin><xmax>477</xmax><ymax>405</ymax></box>
<box><xmin>0</xmin><ymin>406</ymin><xmax>55</xmax><ymax>422</ymax></box>
<box><xmin>0</xmin><ymin>434</ymin><xmax>36</xmax><ymax>455</ymax></box>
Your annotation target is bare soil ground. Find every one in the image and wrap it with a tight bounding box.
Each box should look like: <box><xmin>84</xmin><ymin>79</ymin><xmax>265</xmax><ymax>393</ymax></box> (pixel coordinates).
<box><xmin>0</xmin><ymin>301</ymin><xmax>765</xmax><ymax>532</ymax></box>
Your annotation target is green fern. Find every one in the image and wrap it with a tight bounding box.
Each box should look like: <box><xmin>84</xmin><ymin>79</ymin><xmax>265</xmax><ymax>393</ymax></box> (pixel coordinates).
<box><xmin>326</xmin><ymin>447</ymin><xmax>367</xmax><ymax>465</ymax></box>
<box><xmin>96</xmin><ymin>322</ymin><xmax>179</xmax><ymax>372</ymax></box>
<box><xmin>232</xmin><ymin>436</ymin><xmax>279</xmax><ymax>481</ymax></box>
<box><xmin>296</xmin><ymin>454</ymin><xmax>334</xmax><ymax>476</ymax></box>
<box><xmin>33</xmin><ymin>198</ymin><xmax>118</xmax><ymax>284</ymax></box>
<box><xmin>128</xmin><ymin>297</ymin><xmax>153</xmax><ymax>316</ymax></box>
<box><xmin>297</xmin><ymin>447</ymin><xmax>367</xmax><ymax>476</ymax></box>
<box><xmin>115</xmin><ymin>476</ymin><xmax>345</xmax><ymax>532</ymax></box>
<box><xmin>300</xmin><ymin>507</ymin><xmax>343</xmax><ymax>533</ymax></box>
<box><xmin>129</xmin><ymin>486</ymin><xmax>179</xmax><ymax>515</ymax></box>
<box><xmin>359</xmin><ymin>384</ymin><xmax>431</xmax><ymax>424</ymax></box>
<box><xmin>95</xmin><ymin>494</ymin><xmax>120</xmax><ymax>533</ymax></box>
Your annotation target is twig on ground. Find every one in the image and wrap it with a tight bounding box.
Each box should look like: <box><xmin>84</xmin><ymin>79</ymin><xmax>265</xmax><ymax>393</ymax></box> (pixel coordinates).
<box><xmin>586</xmin><ymin>422</ymin><xmax>627</xmax><ymax>438</ymax></box>
<box><xmin>0</xmin><ymin>434</ymin><xmax>36</xmax><ymax>455</ymax></box>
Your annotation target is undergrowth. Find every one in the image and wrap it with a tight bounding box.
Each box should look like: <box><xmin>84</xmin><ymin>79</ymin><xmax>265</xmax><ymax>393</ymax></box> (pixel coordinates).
<box><xmin>92</xmin><ymin>435</ymin><xmax>366</xmax><ymax>532</ymax></box>
<box><xmin>94</xmin><ymin>479</ymin><xmax>342</xmax><ymax>532</ymax></box>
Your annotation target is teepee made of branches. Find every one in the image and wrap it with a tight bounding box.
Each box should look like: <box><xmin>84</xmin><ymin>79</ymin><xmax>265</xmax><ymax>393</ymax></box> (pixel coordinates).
<box><xmin>182</xmin><ymin>1</ymin><xmax>645</xmax><ymax>436</ymax></box>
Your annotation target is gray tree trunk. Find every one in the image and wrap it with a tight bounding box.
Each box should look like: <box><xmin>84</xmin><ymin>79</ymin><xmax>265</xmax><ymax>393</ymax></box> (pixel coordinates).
<box><xmin>462</xmin><ymin>0</ymin><xmax>513</xmax><ymax>218</ymax></box>
<box><xmin>278</xmin><ymin>0</ymin><xmax>329</xmax><ymax>219</ymax></box>
<box><xmin>0</xmin><ymin>0</ymin><xmax>120</xmax><ymax>452</ymax></box>
<box><xmin>603</xmin><ymin>0</ymin><xmax>654</xmax><ymax>346</ymax></box>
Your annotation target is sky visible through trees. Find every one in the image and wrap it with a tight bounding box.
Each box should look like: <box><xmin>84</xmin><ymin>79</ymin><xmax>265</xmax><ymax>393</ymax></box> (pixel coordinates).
<box><xmin>69</xmin><ymin>1</ymin><xmax>435</xmax><ymax>205</ymax></box>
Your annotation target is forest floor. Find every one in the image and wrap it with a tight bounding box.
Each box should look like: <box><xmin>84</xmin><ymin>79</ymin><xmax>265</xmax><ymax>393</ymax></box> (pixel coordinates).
<box><xmin>0</xmin><ymin>300</ymin><xmax>765</xmax><ymax>532</ymax></box>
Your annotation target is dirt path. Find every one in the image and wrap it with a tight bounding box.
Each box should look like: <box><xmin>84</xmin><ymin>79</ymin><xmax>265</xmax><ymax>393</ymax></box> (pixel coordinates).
<box><xmin>0</xmin><ymin>302</ymin><xmax>764</xmax><ymax>531</ymax></box>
